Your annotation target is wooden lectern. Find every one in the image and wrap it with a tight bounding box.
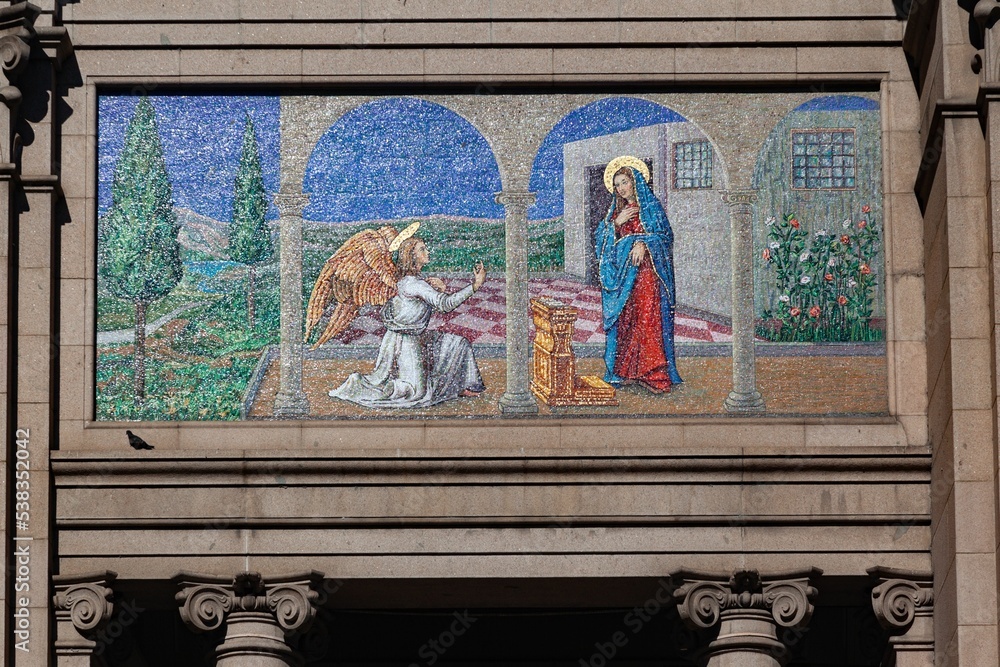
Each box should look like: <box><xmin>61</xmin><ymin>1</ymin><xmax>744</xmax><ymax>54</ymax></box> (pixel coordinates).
<box><xmin>530</xmin><ymin>298</ymin><xmax>618</xmax><ymax>407</ymax></box>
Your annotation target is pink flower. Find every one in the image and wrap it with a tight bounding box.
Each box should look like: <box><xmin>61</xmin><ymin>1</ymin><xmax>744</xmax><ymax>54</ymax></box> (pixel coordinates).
<box><xmin>861</xmin><ymin>204</ymin><xmax>871</xmax><ymax>213</ymax></box>
<box><xmin>809</xmin><ymin>305</ymin><xmax>821</xmax><ymax>318</ymax></box>
<box><xmin>840</xmin><ymin>235</ymin><xmax>850</xmax><ymax>244</ymax></box>
<box><xmin>824</xmin><ymin>273</ymin><xmax>834</xmax><ymax>281</ymax></box>
<box><xmin>860</xmin><ymin>264</ymin><xmax>871</xmax><ymax>275</ymax></box>
<box><xmin>789</xmin><ymin>307</ymin><xmax>801</xmax><ymax>317</ymax></box>
<box><xmin>762</xmin><ymin>248</ymin><xmax>771</xmax><ymax>261</ymax></box>
<box><xmin>858</xmin><ymin>220</ymin><xmax>868</xmax><ymax>229</ymax></box>
<box><xmin>837</xmin><ymin>295</ymin><xmax>848</xmax><ymax>306</ymax></box>
<box><xmin>789</xmin><ymin>218</ymin><xmax>800</xmax><ymax>229</ymax></box>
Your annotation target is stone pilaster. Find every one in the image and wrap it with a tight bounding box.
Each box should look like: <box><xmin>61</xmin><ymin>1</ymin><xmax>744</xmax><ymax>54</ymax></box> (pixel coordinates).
<box><xmin>495</xmin><ymin>190</ymin><xmax>539</xmax><ymax>414</ymax></box>
<box><xmin>673</xmin><ymin>568</ymin><xmax>821</xmax><ymax>667</ymax></box>
<box><xmin>721</xmin><ymin>191</ymin><xmax>764</xmax><ymax>414</ymax></box>
<box><xmin>52</xmin><ymin>571</ymin><xmax>117</xmax><ymax>667</ymax></box>
<box><xmin>869</xmin><ymin>568</ymin><xmax>934</xmax><ymax>667</ymax></box>
<box><xmin>175</xmin><ymin>571</ymin><xmax>323</xmax><ymax>667</ymax></box>
<box><xmin>272</xmin><ymin>193</ymin><xmax>310</xmax><ymax>417</ymax></box>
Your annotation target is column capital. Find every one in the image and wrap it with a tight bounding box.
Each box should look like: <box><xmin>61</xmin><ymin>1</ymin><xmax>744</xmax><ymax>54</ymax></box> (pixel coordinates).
<box><xmin>721</xmin><ymin>190</ymin><xmax>758</xmax><ymax>206</ymax></box>
<box><xmin>674</xmin><ymin>568</ymin><xmax>820</xmax><ymax>630</ymax></box>
<box><xmin>53</xmin><ymin>570</ymin><xmax>118</xmax><ymax>635</ymax></box>
<box><xmin>0</xmin><ymin>2</ymin><xmax>38</xmax><ymax>85</ymax></box>
<box><xmin>868</xmin><ymin>567</ymin><xmax>933</xmax><ymax>633</ymax></box>
<box><xmin>273</xmin><ymin>192</ymin><xmax>311</xmax><ymax>217</ymax></box>
<box><xmin>175</xmin><ymin>571</ymin><xmax>324</xmax><ymax>635</ymax></box>
<box><xmin>495</xmin><ymin>189</ymin><xmax>536</xmax><ymax>210</ymax></box>
<box><xmin>53</xmin><ymin>570</ymin><xmax>118</xmax><ymax>662</ymax></box>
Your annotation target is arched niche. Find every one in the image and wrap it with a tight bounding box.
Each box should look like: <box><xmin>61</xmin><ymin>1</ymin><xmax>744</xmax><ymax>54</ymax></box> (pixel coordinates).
<box><xmin>750</xmin><ymin>94</ymin><xmax>884</xmax><ymax>334</ymax></box>
<box><xmin>534</xmin><ymin>95</ymin><xmax>734</xmax><ymax>321</ymax></box>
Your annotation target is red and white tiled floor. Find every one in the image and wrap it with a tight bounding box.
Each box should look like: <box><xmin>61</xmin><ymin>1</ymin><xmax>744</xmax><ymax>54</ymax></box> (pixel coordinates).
<box><xmin>335</xmin><ymin>276</ymin><xmax>735</xmax><ymax>347</ymax></box>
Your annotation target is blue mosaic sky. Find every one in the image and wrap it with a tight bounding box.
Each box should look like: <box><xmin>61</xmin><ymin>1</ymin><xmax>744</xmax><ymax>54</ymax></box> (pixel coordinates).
<box><xmin>303</xmin><ymin>97</ymin><xmax>505</xmax><ymax>223</ymax></box>
<box><xmin>529</xmin><ymin>97</ymin><xmax>686</xmax><ymax>219</ymax></box>
<box><xmin>794</xmin><ymin>95</ymin><xmax>879</xmax><ymax>112</ymax></box>
<box><xmin>98</xmin><ymin>95</ymin><xmax>281</xmax><ymax>222</ymax></box>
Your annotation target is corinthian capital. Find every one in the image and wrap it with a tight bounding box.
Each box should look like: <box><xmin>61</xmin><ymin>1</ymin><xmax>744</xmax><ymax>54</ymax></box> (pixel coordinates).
<box><xmin>175</xmin><ymin>571</ymin><xmax>324</xmax><ymax>635</ymax></box>
<box><xmin>53</xmin><ymin>571</ymin><xmax>117</xmax><ymax>635</ymax></box>
<box><xmin>868</xmin><ymin>567</ymin><xmax>933</xmax><ymax>633</ymax></box>
<box><xmin>674</xmin><ymin>568</ymin><xmax>821</xmax><ymax>630</ymax></box>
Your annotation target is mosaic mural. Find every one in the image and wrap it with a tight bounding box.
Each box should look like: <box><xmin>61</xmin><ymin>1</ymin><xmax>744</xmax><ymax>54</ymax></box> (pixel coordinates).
<box><xmin>96</xmin><ymin>92</ymin><xmax>886</xmax><ymax>421</ymax></box>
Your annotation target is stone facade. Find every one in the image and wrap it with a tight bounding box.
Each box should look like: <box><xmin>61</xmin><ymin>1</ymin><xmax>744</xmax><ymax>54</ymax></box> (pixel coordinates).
<box><xmin>0</xmin><ymin>0</ymin><xmax>995</xmax><ymax>665</ymax></box>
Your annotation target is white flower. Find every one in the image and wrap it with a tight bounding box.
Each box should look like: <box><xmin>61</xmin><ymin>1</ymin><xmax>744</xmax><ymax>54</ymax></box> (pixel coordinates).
<box><xmin>842</xmin><ymin>219</ymin><xmax>852</xmax><ymax>229</ymax></box>
<box><xmin>848</xmin><ymin>278</ymin><xmax>858</xmax><ymax>288</ymax></box>
<box><xmin>827</xmin><ymin>257</ymin><xmax>837</xmax><ymax>267</ymax></box>
<box><xmin>765</xmin><ymin>216</ymin><xmax>776</xmax><ymax>226</ymax></box>
<box><xmin>778</xmin><ymin>294</ymin><xmax>791</xmax><ymax>302</ymax></box>
<box><xmin>815</xmin><ymin>229</ymin><xmax>829</xmax><ymax>237</ymax></box>
<box><xmin>799</xmin><ymin>251</ymin><xmax>810</xmax><ymax>262</ymax></box>
<box><xmin>768</xmin><ymin>241</ymin><xmax>779</xmax><ymax>249</ymax></box>
<box><xmin>800</xmin><ymin>275</ymin><xmax>812</xmax><ymax>285</ymax></box>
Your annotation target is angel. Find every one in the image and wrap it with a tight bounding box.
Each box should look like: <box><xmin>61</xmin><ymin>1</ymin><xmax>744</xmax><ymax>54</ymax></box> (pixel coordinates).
<box><xmin>305</xmin><ymin>221</ymin><xmax>487</xmax><ymax>408</ymax></box>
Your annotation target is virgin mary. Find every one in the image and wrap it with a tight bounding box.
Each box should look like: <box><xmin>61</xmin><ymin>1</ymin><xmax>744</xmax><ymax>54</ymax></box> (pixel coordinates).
<box><xmin>595</xmin><ymin>156</ymin><xmax>683</xmax><ymax>392</ymax></box>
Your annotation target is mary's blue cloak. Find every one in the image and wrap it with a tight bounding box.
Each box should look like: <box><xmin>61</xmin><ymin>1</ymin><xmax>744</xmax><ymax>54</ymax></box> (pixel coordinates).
<box><xmin>595</xmin><ymin>166</ymin><xmax>683</xmax><ymax>385</ymax></box>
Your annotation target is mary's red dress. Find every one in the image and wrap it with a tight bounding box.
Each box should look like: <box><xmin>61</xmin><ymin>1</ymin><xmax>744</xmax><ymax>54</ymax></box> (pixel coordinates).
<box><xmin>612</xmin><ymin>208</ymin><xmax>673</xmax><ymax>392</ymax></box>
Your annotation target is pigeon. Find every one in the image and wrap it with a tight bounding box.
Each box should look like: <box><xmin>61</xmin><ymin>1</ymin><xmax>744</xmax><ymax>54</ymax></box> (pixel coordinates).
<box><xmin>126</xmin><ymin>430</ymin><xmax>154</xmax><ymax>450</ymax></box>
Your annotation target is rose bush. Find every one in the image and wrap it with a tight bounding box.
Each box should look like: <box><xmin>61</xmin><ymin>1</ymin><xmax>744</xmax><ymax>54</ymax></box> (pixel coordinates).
<box><xmin>760</xmin><ymin>208</ymin><xmax>883</xmax><ymax>342</ymax></box>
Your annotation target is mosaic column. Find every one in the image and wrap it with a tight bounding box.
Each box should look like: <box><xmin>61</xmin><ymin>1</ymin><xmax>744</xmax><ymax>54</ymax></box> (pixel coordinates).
<box><xmin>273</xmin><ymin>193</ymin><xmax>311</xmax><ymax>417</ymax></box>
<box><xmin>52</xmin><ymin>572</ymin><xmax>117</xmax><ymax>667</ymax></box>
<box><xmin>176</xmin><ymin>571</ymin><xmax>323</xmax><ymax>667</ymax></box>
<box><xmin>722</xmin><ymin>191</ymin><xmax>765</xmax><ymax>414</ymax></box>
<box><xmin>674</xmin><ymin>568</ymin><xmax>821</xmax><ymax>667</ymax></box>
<box><xmin>496</xmin><ymin>190</ymin><xmax>539</xmax><ymax>414</ymax></box>
<box><xmin>868</xmin><ymin>568</ymin><xmax>934</xmax><ymax>667</ymax></box>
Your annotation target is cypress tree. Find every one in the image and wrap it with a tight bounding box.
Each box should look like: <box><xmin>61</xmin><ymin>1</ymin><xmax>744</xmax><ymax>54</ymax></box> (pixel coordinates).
<box><xmin>97</xmin><ymin>96</ymin><xmax>182</xmax><ymax>404</ymax></box>
<box><xmin>228</xmin><ymin>114</ymin><xmax>273</xmax><ymax>328</ymax></box>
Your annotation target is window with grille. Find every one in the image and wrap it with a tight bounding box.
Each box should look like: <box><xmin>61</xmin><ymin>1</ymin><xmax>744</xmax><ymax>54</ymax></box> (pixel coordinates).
<box><xmin>673</xmin><ymin>140</ymin><xmax>713</xmax><ymax>189</ymax></box>
<box><xmin>791</xmin><ymin>129</ymin><xmax>856</xmax><ymax>190</ymax></box>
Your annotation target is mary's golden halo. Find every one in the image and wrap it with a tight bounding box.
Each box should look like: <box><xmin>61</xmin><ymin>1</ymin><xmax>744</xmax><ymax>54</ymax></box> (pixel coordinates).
<box><xmin>604</xmin><ymin>156</ymin><xmax>651</xmax><ymax>193</ymax></box>
<box><xmin>388</xmin><ymin>221</ymin><xmax>421</xmax><ymax>253</ymax></box>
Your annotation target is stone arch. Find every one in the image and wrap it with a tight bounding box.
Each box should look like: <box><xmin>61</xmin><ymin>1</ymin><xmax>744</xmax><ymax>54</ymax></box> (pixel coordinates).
<box><xmin>299</xmin><ymin>96</ymin><xmax>506</xmax><ymax>225</ymax></box>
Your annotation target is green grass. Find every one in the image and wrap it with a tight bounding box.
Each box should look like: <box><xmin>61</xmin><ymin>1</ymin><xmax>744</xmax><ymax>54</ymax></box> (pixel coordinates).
<box><xmin>96</xmin><ymin>267</ymin><xmax>280</xmax><ymax>421</ymax></box>
<box><xmin>97</xmin><ymin>285</ymin><xmax>208</xmax><ymax>332</ymax></box>
<box><xmin>96</xmin><ymin>351</ymin><xmax>259</xmax><ymax>421</ymax></box>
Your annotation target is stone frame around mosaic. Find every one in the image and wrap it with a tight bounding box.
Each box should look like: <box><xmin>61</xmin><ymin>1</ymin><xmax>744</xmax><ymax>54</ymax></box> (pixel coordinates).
<box><xmin>62</xmin><ymin>69</ymin><xmax>923</xmax><ymax>453</ymax></box>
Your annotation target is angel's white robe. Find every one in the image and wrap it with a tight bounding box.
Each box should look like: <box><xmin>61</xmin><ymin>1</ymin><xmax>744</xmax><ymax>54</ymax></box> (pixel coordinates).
<box><xmin>329</xmin><ymin>275</ymin><xmax>485</xmax><ymax>408</ymax></box>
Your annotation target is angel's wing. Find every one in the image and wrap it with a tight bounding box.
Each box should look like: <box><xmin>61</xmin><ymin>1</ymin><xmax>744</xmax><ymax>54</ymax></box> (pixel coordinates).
<box><xmin>304</xmin><ymin>227</ymin><xmax>399</xmax><ymax>346</ymax></box>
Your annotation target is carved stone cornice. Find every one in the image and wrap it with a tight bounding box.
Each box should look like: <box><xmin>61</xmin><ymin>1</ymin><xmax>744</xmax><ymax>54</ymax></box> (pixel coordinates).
<box><xmin>53</xmin><ymin>571</ymin><xmax>117</xmax><ymax>635</ymax></box>
<box><xmin>867</xmin><ymin>567</ymin><xmax>933</xmax><ymax>634</ymax></box>
<box><xmin>174</xmin><ymin>571</ymin><xmax>324</xmax><ymax>635</ymax></box>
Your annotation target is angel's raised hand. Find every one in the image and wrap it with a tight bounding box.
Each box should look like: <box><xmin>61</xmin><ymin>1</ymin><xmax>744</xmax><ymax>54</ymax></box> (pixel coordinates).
<box><xmin>472</xmin><ymin>261</ymin><xmax>487</xmax><ymax>291</ymax></box>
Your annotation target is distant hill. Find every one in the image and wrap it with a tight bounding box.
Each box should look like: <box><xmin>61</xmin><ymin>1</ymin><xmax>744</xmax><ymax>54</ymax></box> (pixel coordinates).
<box><xmin>176</xmin><ymin>208</ymin><xmax>229</xmax><ymax>258</ymax></box>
